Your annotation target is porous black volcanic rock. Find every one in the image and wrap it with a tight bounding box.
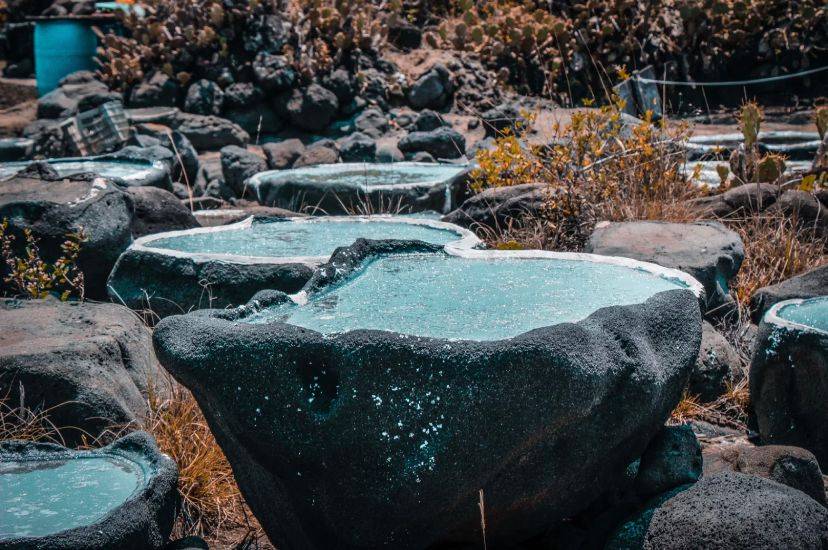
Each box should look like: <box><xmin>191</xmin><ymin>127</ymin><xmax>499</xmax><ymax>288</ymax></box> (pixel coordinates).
<box><xmin>442</xmin><ymin>182</ymin><xmax>547</xmax><ymax>229</ymax></box>
<box><xmin>704</xmin><ymin>444</ymin><xmax>827</xmax><ymax>505</ymax></box>
<box><xmin>585</xmin><ymin>221</ymin><xmax>744</xmax><ymax>317</ymax></box>
<box><xmin>220</xmin><ymin>145</ymin><xmax>266</xmax><ymax>197</ymax></box>
<box><xmin>222</xmin><ymin>82</ymin><xmax>283</xmax><ymax>135</ymax></box>
<box><xmin>125</xmin><ymin>187</ymin><xmax>199</xmax><ymax>238</ymax></box>
<box><xmin>480</xmin><ymin>102</ymin><xmax>524</xmax><ymax>137</ymax></box>
<box><xmin>153</xmin><ymin>241</ymin><xmax>702</xmax><ymax>549</ymax></box>
<box><xmin>322</xmin><ymin>68</ymin><xmax>356</xmax><ymax>106</ymax></box>
<box><xmin>375</xmin><ymin>143</ymin><xmax>404</xmax><ymax>162</ymax></box>
<box><xmin>337</xmin><ymin>132</ymin><xmax>376</xmax><ymax>162</ymax></box>
<box><xmin>634</xmin><ymin>425</ymin><xmax>702</xmax><ymax>498</ymax></box>
<box><xmin>750</xmin><ymin>264</ymin><xmax>828</xmax><ymax>323</ymax></box>
<box><xmin>293</xmin><ymin>139</ymin><xmax>340</xmax><ymax>168</ymax></box>
<box><xmin>134</xmin><ymin>124</ymin><xmax>200</xmax><ymax>184</ymax></box>
<box><xmin>0</xmin><ymin>166</ymin><xmax>133</xmax><ymax>299</ymax></box>
<box><xmin>263</xmin><ymin>138</ymin><xmax>305</xmax><ymax>170</ymax></box>
<box><xmin>398</xmin><ymin>126</ymin><xmax>466</xmax><ymax>159</ymax></box>
<box><xmin>750</xmin><ymin>299</ymin><xmax>828</xmax><ymax>464</ymax></box>
<box><xmin>354</xmin><ymin>108</ymin><xmax>390</xmax><ymax>139</ymax></box>
<box><xmin>37</xmin><ymin>78</ymin><xmax>117</xmax><ymax>119</ymax></box>
<box><xmin>770</xmin><ymin>189</ymin><xmax>827</xmax><ymax>235</ymax></box>
<box><xmin>690</xmin><ymin>321</ymin><xmax>742</xmax><ymax>402</ymax></box>
<box><xmin>184</xmin><ymin>79</ymin><xmax>224</xmax><ymax>116</ymax></box>
<box><xmin>687</xmin><ymin>182</ymin><xmax>779</xmax><ymax>218</ymax></box>
<box><xmin>610</xmin><ymin>472</ymin><xmax>828</xmax><ymax>549</ymax></box>
<box><xmin>413</xmin><ymin>109</ymin><xmax>446</xmax><ymax>132</ymax></box>
<box><xmin>388</xmin><ymin>18</ymin><xmax>422</xmax><ymax>49</ymax></box>
<box><xmin>0</xmin><ymin>431</ymin><xmax>178</xmax><ymax>549</ymax></box>
<box><xmin>252</xmin><ymin>52</ymin><xmax>295</xmax><ymax>92</ymax></box>
<box><xmin>129</xmin><ymin>71</ymin><xmax>181</xmax><ymax>108</ymax></box>
<box><xmin>170</xmin><ymin>112</ymin><xmax>249</xmax><ymax>151</ymax></box>
<box><xmin>607</xmin><ymin>471</ymin><xmax>828</xmax><ymax>549</ymax></box>
<box><xmin>408</xmin><ymin>64</ymin><xmax>453</xmax><ymax>110</ymax></box>
<box><xmin>0</xmin><ymin>299</ymin><xmax>162</xmax><ymax>444</ymax></box>
<box><xmin>282</xmin><ymin>84</ymin><xmax>339</xmax><ymax>133</ymax></box>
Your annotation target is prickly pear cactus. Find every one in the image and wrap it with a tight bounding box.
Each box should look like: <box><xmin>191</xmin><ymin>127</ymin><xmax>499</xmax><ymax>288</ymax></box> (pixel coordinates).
<box><xmin>814</xmin><ymin>108</ymin><xmax>828</xmax><ymax>172</ymax></box>
<box><xmin>740</xmin><ymin>102</ymin><xmax>762</xmax><ymax>150</ymax></box>
<box><xmin>754</xmin><ymin>154</ymin><xmax>786</xmax><ymax>184</ymax></box>
<box><xmin>816</xmin><ymin>107</ymin><xmax>828</xmax><ymax>140</ymax></box>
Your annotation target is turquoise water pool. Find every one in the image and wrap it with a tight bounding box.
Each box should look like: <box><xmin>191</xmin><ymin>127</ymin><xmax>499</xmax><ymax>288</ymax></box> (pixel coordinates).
<box><xmin>776</xmin><ymin>296</ymin><xmax>828</xmax><ymax>332</ymax></box>
<box><xmin>245</xmin><ymin>253</ymin><xmax>691</xmax><ymax>340</ymax></box>
<box><xmin>250</xmin><ymin>162</ymin><xmax>466</xmax><ymax>189</ymax></box>
<box><xmin>0</xmin><ymin>160</ymin><xmax>157</xmax><ymax>183</ymax></box>
<box><xmin>0</xmin><ymin>456</ymin><xmax>143</xmax><ymax>538</ymax></box>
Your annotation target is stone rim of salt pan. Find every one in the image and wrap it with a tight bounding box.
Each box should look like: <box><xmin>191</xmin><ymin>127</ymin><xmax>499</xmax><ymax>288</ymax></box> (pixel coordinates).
<box><xmin>762</xmin><ymin>296</ymin><xmax>828</xmax><ymax>336</ymax></box>
<box><xmin>248</xmin><ymin>162</ymin><xmax>469</xmax><ymax>193</ymax></box>
<box><xmin>130</xmin><ymin>214</ymin><xmax>482</xmax><ymax>267</ymax></box>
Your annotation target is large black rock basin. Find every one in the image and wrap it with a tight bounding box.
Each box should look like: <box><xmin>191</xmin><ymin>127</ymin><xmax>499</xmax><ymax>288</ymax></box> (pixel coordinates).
<box><xmin>108</xmin><ymin>216</ymin><xmax>480</xmax><ymax>318</ymax></box>
<box><xmin>750</xmin><ymin>297</ymin><xmax>828</xmax><ymax>464</ymax></box>
<box><xmin>248</xmin><ymin>162</ymin><xmax>471</xmax><ymax>215</ymax></box>
<box><xmin>0</xmin><ymin>431</ymin><xmax>178</xmax><ymax>550</ymax></box>
<box><xmin>153</xmin><ymin>242</ymin><xmax>703</xmax><ymax>548</ymax></box>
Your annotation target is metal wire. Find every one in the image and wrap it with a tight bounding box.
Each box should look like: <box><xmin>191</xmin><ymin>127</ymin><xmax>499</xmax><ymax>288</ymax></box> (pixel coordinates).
<box><xmin>635</xmin><ymin>65</ymin><xmax>828</xmax><ymax>87</ymax></box>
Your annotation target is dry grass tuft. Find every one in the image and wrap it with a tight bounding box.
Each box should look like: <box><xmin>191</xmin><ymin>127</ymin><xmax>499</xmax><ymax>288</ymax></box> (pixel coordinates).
<box><xmin>728</xmin><ymin>212</ymin><xmax>827</xmax><ymax>312</ymax></box>
<box><xmin>670</xmin><ymin>377</ymin><xmax>750</xmax><ymax>430</ymax></box>
<box><xmin>0</xmin><ymin>390</ymin><xmax>66</xmax><ymax>445</ymax></box>
<box><xmin>144</xmin><ymin>378</ymin><xmax>259</xmax><ymax>541</ymax></box>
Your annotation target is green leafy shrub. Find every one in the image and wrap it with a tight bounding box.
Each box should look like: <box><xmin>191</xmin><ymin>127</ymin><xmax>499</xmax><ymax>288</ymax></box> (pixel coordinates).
<box><xmin>0</xmin><ymin>219</ymin><xmax>86</xmax><ymax>300</ymax></box>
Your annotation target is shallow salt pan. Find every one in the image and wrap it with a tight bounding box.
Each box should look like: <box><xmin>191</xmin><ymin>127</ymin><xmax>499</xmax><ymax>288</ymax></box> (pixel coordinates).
<box><xmin>249</xmin><ymin>162</ymin><xmax>466</xmax><ymax>190</ymax></box>
<box><xmin>148</xmin><ymin>218</ymin><xmax>464</xmax><ymax>259</ymax></box>
<box><xmin>0</xmin><ymin>159</ymin><xmax>160</xmax><ymax>184</ymax></box>
<box><xmin>774</xmin><ymin>296</ymin><xmax>828</xmax><ymax>333</ymax></box>
<box><xmin>0</xmin><ymin>456</ymin><xmax>143</xmax><ymax>538</ymax></box>
<box><xmin>245</xmin><ymin>252</ymin><xmax>693</xmax><ymax>341</ymax></box>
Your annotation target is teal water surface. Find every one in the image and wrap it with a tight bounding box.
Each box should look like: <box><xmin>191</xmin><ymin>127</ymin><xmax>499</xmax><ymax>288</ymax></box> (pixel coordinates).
<box><xmin>0</xmin><ymin>160</ymin><xmax>155</xmax><ymax>182</ymax></box>
<box><xmin>776</xmin><ymin>296</ymin><xmax>828</xmax><ymax>332</ymax></box>
<box><xmin>0</xmin><ymin>456</ymin><xmax>143</xmax><ymax>538</ymax></box>
<box><xmin>245</xmin><ymin>253</ymin><xmax>690</xmax><ymax>340</ymax></box>
<box><xmin>255</xmin><ymin>163</ymin><xmax>465</xmax><ymax>188</ymax></box>
<box><xmin>149</xmin><ymin>220</ymin><xmax>461</xmax><ymax>258</ymax></box>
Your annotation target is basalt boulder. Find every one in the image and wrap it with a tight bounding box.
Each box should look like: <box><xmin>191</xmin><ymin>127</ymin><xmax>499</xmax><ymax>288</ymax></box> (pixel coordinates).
<box><xmin>608</xmin><ymin>472</ymin><xmax>828</xmax><ymax>549</ymax></box>
<box><xmin>398</xmin><ymin>126</ymin><xmax>466</xmax><ymax>160</ymax></box>
<box><xmin>442</xmin><ymin>183</ymin><xmax>546</xmax><ymax>229</ymax></box>
<box><xmin>125</xmin><ymin>187</ymin><xmax>199</xmax><ymax>238</ymax></box>
<box><xmin>220</xmin><ymin>145</ymin><xmax>266</xmax><ymax>198</ymax></box>
<box><xmin>169</xmin><ymin>112</ymin><xmax>249</xmax><ymax>151</ymax></box>
<box><xmin>0</xmin><ymin>298</ymin><xmax>164</xmax><ymax>445</ymax></box>
<box><xmin>0</xmin><ymin>165</ymin><xmax>133</xmax><ymax>299</ymax></box>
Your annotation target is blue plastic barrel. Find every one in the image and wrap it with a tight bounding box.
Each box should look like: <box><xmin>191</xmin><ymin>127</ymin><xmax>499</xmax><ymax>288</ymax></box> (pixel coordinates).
<box><xmin>34</xmin><ymin>19</ymin><xmax>99</xmax><ymax>96</ymax></box>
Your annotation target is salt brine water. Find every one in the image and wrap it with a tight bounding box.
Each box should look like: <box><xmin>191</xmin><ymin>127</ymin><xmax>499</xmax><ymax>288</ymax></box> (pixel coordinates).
<box><xmin>776</xmin><ymin>296</ymin><xmax>828</xmax><ymax>333</ymax></box>
<box><xmin>148</xmin><ymin>219</ymin><xmax>461</xmax><ymax>258</ymax></box>
<box><xmin>245</xmin><ymin>253</ymin><xmax>691</xmax><ymax>340</ymax></box>
<box><xmin>0</xmin><ymin>456</ymin><xmax>143</xmax><ymax>538</ymax></box>
<box><xmin>0</xmin><ymin>159</ymin><xmax>158</xmax><ymax>184</ymax></box>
